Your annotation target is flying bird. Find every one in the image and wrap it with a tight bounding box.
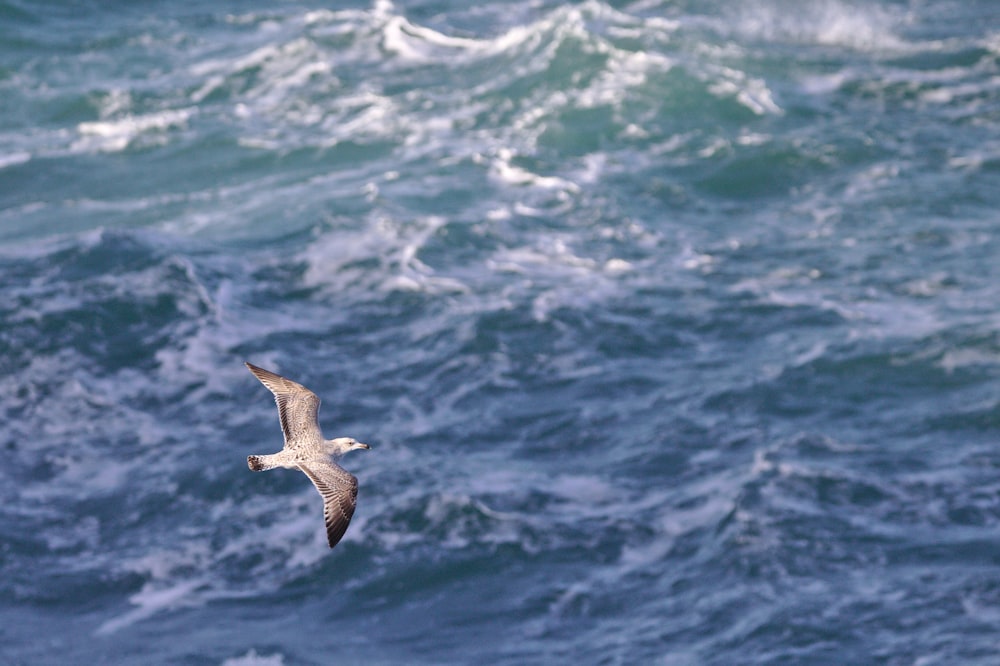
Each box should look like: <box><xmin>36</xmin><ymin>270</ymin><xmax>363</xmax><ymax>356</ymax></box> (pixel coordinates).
<box><xmin>245</xmin><ymin>361</ymin><xmax>370</xmax><ymax>549</ymax></box>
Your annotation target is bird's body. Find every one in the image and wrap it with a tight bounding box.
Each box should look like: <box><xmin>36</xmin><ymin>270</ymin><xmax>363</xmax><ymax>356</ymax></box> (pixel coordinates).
<box><xmin>244</xmin><ymin>362</ymin><xmax>369</xmax><ymax>549</ymax></box>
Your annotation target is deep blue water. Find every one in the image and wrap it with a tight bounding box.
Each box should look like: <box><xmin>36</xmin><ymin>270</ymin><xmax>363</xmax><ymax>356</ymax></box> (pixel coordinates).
<box><xmin>2</xmin><ymin>1</ymin><xmax>1000</xmax><ymax>663</ymax></box>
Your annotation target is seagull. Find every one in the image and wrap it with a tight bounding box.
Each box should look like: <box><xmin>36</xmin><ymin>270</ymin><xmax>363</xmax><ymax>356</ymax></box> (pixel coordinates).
<box><xmin>245</xmin><ymin>361</ymin><xmax>370</xmax><ymax>549</ymax></box>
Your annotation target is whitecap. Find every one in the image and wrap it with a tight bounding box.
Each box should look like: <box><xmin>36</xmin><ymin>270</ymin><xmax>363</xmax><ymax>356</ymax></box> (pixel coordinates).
<box><xmin>97</xmin><ymin>577</ymin><xmax>207</xmax><ymax>636</ymax></box>
<box><xmin>490</xmin><ymin>149</ymin><xmax>581</xmax><ymax>193</ymax></box>
<box><xmin>726</xmin><ymin>0</ymin><xmax>906</xmax><ymax>52</ymax></box>
<box><xmin>707</xmin><ymin>66</ymin><xmax>782</xmax><ymax>115</ymax></box>
<box><xmin>939</xmin><ymin>349</ymin><xmax>1000</xmax><ymax>374</ymax></box>
<box><xmin>0</xmin><ymin>151</ymin><xmax>30</xmax><ymax>169</ymax></box>
<box><xmin>575</xmin><ymin>49</ymin><xmax>675</xmax><ymax>109</ymax></box>
<box><xmin>74</xmin><ymin>108</ymin><xmax>194</xmax><ymax>153</ymax></box>
<box><xmin>377</xmin><ymin>3</ymin><xmax>539</xmax><ymax>63</ymax></box>
<box><xmin>221</xmin><ymin>650</ymin><xmax>286</xmax><ymax>666</ymax></box>
<box><xmin>300</xmin><ymin>214</ymin><xmax>471</xmax><ymax>296</ymax></box>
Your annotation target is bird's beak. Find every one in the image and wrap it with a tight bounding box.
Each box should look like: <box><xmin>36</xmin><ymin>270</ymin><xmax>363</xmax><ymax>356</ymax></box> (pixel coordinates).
<box><xmin>359</xmin><ymin>442</ymin><xmax>371</xmax><ymax>450</ymax></box>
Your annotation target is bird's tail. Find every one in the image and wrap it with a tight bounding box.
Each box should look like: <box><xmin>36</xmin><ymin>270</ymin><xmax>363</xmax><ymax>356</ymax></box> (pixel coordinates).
<box><xmin>247</xmin><ymin>454</ymin><xmax>277</xmax><ymax>472</ymax></box>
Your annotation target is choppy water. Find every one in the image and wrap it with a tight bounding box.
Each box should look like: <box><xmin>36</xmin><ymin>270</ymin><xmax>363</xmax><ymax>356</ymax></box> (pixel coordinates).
<box><xmin>2</xmin><ymin>0</ymin><xmax>999</xmax><ymax>663</ymax></box>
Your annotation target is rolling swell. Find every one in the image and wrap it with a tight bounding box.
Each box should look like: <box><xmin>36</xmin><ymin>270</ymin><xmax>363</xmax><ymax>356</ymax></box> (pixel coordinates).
<box><xmin>2</xmin><ymin>0</ymin><xmax>1000</xmax><ymax>664</ymax></box>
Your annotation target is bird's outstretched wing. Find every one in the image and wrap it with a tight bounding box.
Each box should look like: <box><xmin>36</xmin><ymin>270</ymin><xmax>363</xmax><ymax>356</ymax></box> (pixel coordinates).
<box><xmin>298</xmin><ymin>461</ymin><xmax>359</xmax><ymax>549</ymax></box>
<box><xmin>246</xmin><ymin>362</ymin><xmax>322</xmax><ymax>450</ymax></box>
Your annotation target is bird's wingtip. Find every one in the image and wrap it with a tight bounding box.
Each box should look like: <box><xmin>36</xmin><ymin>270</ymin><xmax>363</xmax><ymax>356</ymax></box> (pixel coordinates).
<box><xmin>245</xmin><ymin>361</ymin><xmax>269</xmax><ymax>377</ymax></box>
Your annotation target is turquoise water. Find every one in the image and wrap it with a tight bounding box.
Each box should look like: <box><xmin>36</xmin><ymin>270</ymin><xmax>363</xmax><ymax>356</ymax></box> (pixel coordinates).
<box><xmin>2</xmin><ymin>1</ymin><xmax>999</xmax><ymax>663</ymax></box>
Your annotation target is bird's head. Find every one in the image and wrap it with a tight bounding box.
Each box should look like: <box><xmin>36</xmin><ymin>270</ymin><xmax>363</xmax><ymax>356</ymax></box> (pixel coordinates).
<box><xmin>328</xmin><ymin>437</ymin><xmax>371</xmax><ymax>456</ymax></box>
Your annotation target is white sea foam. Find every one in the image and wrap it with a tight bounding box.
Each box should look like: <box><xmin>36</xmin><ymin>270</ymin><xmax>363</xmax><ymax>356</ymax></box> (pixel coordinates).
<box><xmin>95</xmin><ymin>486</ymin><xmax>333</xmax><ymax>635</ymax></box>
<box><xmin>488</xmin><ymin>243</ymin><xmax>628</xmax><ymax>322</ymax></box>
<box><xmin>706</xmin><ymin>66</ymin><xmax>782</xmax><ymax>115</ymax></box>
<box><xmin>491</xmin><ymin>151</ymin><xmax>581</xmax><ymax>193</ymax></box>
<box><xmin>97</xmin><ymin>578</ymin><xmax>206</xmax><ymax>635</ymax></box>
<box><xmin>221</xmin><ymin>650</ymin><xmax>286</xmax><ymax>666</ymax></box>
<box><xmin>75</xmin><ymin>108</ymin><xmax>194</xmax><ymax>153</ymax></box>
<box><xmin>0</xmin><ymin>151</ymin><xmax>30</xmax><ymax>169</ymax></box>
<box><xmin>580</xmin><ymin>47</ymin><xmax>675</xmax><ymax>109</ymax></box>
<box><xmin>548</xmin><ymin>474</ymin><xmax>616</xmax><ymax>507</ymax></box>
<box><xmin>727</xmin><ymin>0</ymin><xmax>906</xmax><ymax>52</ymax></box>
<box><xmin>378</xmin><ymin>4</ymin><xmax>538</xmax><ymax>63</ymax></box>
<box><xmin>301</xmin><ymin>214</ymin><xmax>469</xmax><ymax>296</ymax></box>
<box><xmin>939</xmin><ymin>349</ymin><xmax>1000</xmax><ymax>374</ymax></box>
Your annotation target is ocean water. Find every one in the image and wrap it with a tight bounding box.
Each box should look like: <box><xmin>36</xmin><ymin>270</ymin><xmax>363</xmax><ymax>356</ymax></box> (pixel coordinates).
<box><xmin>2</xmin><ymin>0</ymin><xmax>999</xmax><ymax>663</ymax></box>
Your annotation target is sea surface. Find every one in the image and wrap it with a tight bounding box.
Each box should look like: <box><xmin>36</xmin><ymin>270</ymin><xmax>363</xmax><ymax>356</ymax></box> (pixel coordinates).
<box><xmin>2</xmin><ymin>1</ymin><xmax>999</xmax><ymax>663</ymax></box>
